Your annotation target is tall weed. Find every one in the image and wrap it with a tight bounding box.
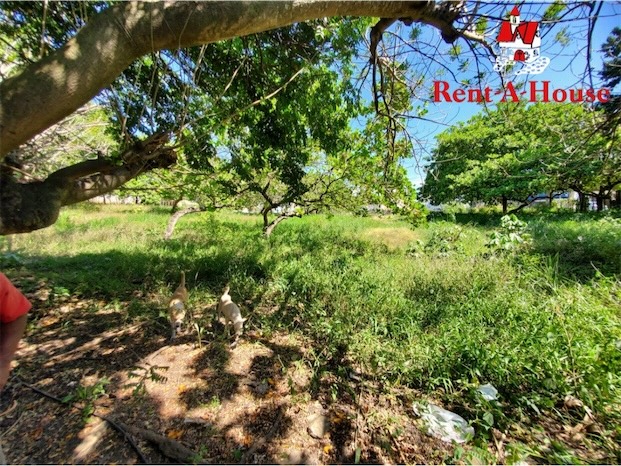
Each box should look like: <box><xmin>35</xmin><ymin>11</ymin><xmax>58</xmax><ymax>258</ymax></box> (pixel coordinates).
<box><xmin>529</xmin><ymin>215</ymin><xmax>621</xmax><ymax>277</ymax></box>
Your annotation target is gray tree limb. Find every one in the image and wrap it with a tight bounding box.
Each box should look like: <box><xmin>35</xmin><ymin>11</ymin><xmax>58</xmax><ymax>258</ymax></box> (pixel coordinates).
<box><xmin>0</xmin><ymin>1</ymin><xmax>467</xmax><ymax>158</ymax></box>
<box><xmin>0</xmin><ymin>133</ymin><xmax>176</xmax><ymax>234</ymax></box>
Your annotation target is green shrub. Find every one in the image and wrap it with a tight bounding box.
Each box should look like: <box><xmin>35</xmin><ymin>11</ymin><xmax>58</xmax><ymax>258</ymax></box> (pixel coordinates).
<box><xmin>486</xmin><ymin>214</ymin><xmax>532</xmax><ymax>254</ymax></box>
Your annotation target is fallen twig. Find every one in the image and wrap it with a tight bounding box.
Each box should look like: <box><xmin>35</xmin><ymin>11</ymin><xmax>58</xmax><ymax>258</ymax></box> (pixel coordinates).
<box><xmin>115</xmin><ymin>421</ymin><xmax>200</xmax><ymax>463</ymax></box>
<box><xmin>16</xmin><ymin>378</ymin><xmax>149</xmax><ymax>464</ymax></box>
<box><xmin>0</xmin><ymin>400</ymin><xmax>18</xmax><ymax>418</ymax></box>
<box><xmin>241</xmin><ymin>409</ymin><xmax>285</xmax><ymax>464</ymax></box>
<box><xmin>0</xmin><ymin>412</ymin><xmax>25</xmax><ymax>440</ymax></box>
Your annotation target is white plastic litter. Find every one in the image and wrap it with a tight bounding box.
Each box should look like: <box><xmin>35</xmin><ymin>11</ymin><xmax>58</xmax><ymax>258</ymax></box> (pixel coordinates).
<box><xmin>413</xmin><ymin>402</ymin><xmax>475</xmax><ymax>444</ymax></box>
<box><xmin>477</xmin><ymin>383</ymin><xmax>499</xmax><ymax>401</ymax></box>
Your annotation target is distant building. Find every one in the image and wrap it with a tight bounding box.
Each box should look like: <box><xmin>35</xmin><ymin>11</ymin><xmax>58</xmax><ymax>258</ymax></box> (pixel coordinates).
<box><xmin>90</xmin><ymin>194</ymin><xmax>140</xmax><ymax>204</ymax></box>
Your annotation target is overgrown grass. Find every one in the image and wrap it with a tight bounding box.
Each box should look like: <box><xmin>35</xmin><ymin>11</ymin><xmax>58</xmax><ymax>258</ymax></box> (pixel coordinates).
<box><xmin>3</xmin><ymin>204</ymin><xmax>620</xmax><ymax>461</ymax></box>
<box><xmin>529</xmin><ymin>214</ymin><xmax>621</xmax><ymax>278</ymax></box>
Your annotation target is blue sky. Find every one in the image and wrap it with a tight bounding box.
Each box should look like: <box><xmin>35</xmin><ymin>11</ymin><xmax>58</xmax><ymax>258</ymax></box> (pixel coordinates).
<box><xmin>370</xmin><ymin>1</ymin><xmax>621</xmax><ymax>186</ymax></box>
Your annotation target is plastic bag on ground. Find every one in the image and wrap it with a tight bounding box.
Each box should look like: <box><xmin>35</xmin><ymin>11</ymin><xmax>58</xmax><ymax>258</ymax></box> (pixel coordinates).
<box><xmin>477</xmin><ymin>383</ymin><xmax>499</xmax><ymax>401</ymax></box>
<box><xmin>413</xmin><ymin>402</ymin><xmax>475</xmax><ymax>444</ymax></box>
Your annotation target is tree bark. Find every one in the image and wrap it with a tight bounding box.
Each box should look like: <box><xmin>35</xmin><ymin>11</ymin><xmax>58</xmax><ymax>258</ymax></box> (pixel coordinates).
<box><xmin>596</xmin><ymin>194</ymin><xmax>604</xmax><ymax>212</ymax></box>
<box><xmin>508</xmin><ymin>202</ymin><xmax>529</xmax><ymax>214</ymax></box>
<box><xmin>501</xmin><ymin>196</ymin><xmax>508</xmax><ymax>215</ymax></box>
<box><xmin>264</xmin><ymin>212</ymin><xmax>301</xmax><ymax>237</ymax></box>
<box><xmin>261</xmin><ymin>207</ymin><xmax>271</xmax><ymax>233</ymax></box>
<box><xmin>115</xmin><ymin>421</ymin><xmax>200</xmax><ymax>463</ymax></box>
<box><xmin>0</xmin><ymin>133</ymin><xmax>176</xmax><ymax>234</ymax></box>
<box><xmin>170</xmin><ymin>197</ymin><xmax>184</xmax><ymax>214</ymax></box>
<box><xmin>577</xmin><ymin>191</ymin><xmax>588</xmax><ymax>212</ymax></box>
<box><xmin>163</xmin><ymin>207</ymin><xmax>202</xmax><ymax>240</ymax></box>
<box><xmin>0</xmin><ymin>1</ymin><xmax>466</xmax><ymax>158</ymax></box>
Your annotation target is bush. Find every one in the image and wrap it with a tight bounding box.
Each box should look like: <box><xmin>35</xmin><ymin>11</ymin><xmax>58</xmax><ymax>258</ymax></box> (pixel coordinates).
<box><xmin>486</xmin><ymin>214</ymin><xmax>531</xmax><ymax>254</ymax></box>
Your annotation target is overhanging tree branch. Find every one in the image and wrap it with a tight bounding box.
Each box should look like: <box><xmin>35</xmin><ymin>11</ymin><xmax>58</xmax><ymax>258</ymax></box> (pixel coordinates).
<box><xmin>0</xmin><ymin>133</ymin><xmax>176</xmax><ymax>234</ymax></box>
<box><xmin>1</xmin><ymin>1</ymin><xmax>469</xmax><ymax>158</ymax></box>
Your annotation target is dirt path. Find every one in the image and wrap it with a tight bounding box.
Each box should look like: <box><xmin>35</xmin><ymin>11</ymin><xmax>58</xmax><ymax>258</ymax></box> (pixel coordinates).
<box><xmin>0</xmin><ymin>286</ymin><xmax>449</xmax><ymax>464</ymax></box>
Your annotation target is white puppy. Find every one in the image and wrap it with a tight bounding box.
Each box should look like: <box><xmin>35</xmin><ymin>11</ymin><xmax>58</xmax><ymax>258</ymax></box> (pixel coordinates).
<box><xmin>217</xmin><ymin>286</ymin><xmax>247</xmax><ymax>339</ymax></box>
<box><xmin>168</xmin><ymin>271</ymin><xmax>188</xmax><ymax>340</ymax></box>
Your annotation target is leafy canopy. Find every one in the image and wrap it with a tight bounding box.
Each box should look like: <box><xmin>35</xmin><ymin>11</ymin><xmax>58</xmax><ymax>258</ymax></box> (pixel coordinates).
<box><xmin>422</xmin><ymin>102</ymin><xmax>617</xmax><ymax>208</ymax></box>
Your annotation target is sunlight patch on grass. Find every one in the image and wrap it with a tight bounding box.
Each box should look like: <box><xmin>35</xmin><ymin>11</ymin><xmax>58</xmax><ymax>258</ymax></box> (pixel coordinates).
<box><xmin>359</xmin><ymin>227</ymin><xmax>420</xmax><ymax>250</ymax></box>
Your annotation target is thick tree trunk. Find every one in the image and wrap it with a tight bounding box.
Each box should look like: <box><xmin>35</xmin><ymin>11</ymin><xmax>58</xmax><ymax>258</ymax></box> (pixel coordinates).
<box><xmin>262</xmin><ymin>208</ymin><xmax>271</xmax><ymax>233</ymax></box>
<box><xmin>264</xmin><ymin>218</ymin><xmax>282</xmax><ymax>237</ymax></box>
<box><xmin>0</xmin><ymin>1</ymin><xmax>467</xmax><ymax>158</ymax></box>
<box><xmin>0</xmin><ymin>176</ymin><xmax>64</xmax><ymax>235</ymax></box>
<box><xmin>508</xmin><ymin>203</ymin><xmax>529</xmax><ymax>214</ymax></box>
<box><xmin>501</xmin><ymin>196</ymin><xmax>508</xmax><ymax>215</ymax></box>
<box><xmin>0</xmin><ymin>133</ymin><xmax>176</xmax><ymax>235</ymax></box>
<box><xmin>170</xmin><ymin>197</ymin><xmax>184</xmax><ymax>214</ymax></box>
<box><xmin>577</xmin><ymin>192</ymin><xmax>588</xmax><ymax>212</ymax></box>
<box><xmin>615</xmin><ymin>190</ymin><xmax>621</xmax><ymax>209</ymax></box>
<box><xmin>264</xmin><ymin>213</ymin><xmax>301</xmax><ymax>237</ymax></box>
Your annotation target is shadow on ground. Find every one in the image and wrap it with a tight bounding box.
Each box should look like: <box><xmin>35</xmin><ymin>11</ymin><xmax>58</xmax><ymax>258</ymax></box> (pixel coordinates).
<box><xmin>0</xmin><ymin>248</ymin><xmax>447</xmax><ymax>464</ymax></box>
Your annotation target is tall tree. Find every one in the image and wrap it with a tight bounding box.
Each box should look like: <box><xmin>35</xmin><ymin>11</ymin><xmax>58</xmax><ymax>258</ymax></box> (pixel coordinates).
<box><xmin>116</xmin><ymin>20</ymin><xmax>421</xmax><ymax>236</ymax></box>
<box><xmin>422</xmin><ymin>102</ymin><xmax>619</xmax><ymax>212</ymax></box>
<box><xmin>600</xmin><ymin>27</ymin><xmax>621</xmax><ymax>130</ymax></box>
<box><xmin>598</xmin><ymin>27</ymin><xmax>621</xmax><ymax>209</ymax></box>
<box><xmin>0</xmin><ymin>1</ymin><xmax>614</xmax><ymax>234</ymax></box>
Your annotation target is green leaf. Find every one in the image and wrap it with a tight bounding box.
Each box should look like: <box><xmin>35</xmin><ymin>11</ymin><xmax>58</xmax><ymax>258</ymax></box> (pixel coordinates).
<box><xmin>483</xmin><ymin>411</ymin><xmax>494</xmax><ymax>428</ymax></box>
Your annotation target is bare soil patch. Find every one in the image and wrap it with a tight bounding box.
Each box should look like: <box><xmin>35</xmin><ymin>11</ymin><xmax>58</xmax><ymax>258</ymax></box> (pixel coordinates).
<box><xmin>0</xmin><ymin>278</ymin><xmax>450</xmax><ymax>464</ymax></box>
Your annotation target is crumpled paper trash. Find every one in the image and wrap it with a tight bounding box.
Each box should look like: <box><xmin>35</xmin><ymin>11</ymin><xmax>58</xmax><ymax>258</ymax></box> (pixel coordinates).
<box><xmin>477</xmin><ymin>383</ymin><xmax>499</xmax><ymax>401</ymax></box>
<box><xmin>413</xmin><ymin>402</ymin><xmax>474</xmax><ymax>443</ymax></box>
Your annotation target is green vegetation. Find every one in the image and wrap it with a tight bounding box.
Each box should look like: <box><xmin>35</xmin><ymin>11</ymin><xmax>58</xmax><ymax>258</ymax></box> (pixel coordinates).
<box><xmin>422</xmin><ymin>102</ymin><xmax>621</xmax><ymax>213</ymax></box>
<box><xmin>62</xmin><ymin>377</ymin><xmax>111</xmax><ymax>422</ymax></box>
<box><xmin>3</xmin><ymin>205</ymin><xmax>620</xmax><ymax>461</ymax></box>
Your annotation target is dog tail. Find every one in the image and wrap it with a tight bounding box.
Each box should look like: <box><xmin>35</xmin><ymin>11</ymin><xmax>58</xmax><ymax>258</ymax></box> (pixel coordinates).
<box><xmin>223</xmin><ymin>285</ymin><xmax>230</xmax><ymax>295</ymax></box>
<box><xmin>179</xmin><ymin>271</ymin><xmax>186</xmax><ymax>288</ymax></box>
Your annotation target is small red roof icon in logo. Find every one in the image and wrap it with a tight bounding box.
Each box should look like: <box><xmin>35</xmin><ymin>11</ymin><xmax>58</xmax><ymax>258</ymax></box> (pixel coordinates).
<box><xmin>498</xmin><ymin>22</ymin><xmax>539</xmax><ymax>45</ymax></box>
<box><xmin>494</xmin><ymin>4</ymin><xmax>549</xmax><ymax>71</ymax></box>
<box><xmin>497</xmin><ymin>6</ymin><xmax>540</xmax><ymax>46</ymax></box>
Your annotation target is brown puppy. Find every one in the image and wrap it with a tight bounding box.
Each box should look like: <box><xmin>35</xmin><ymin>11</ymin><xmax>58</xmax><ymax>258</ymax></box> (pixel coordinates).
<box><xmin>168</xmin><ymin>271</ymin><xmax>188</xmax><ymax>340</ymax></box>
